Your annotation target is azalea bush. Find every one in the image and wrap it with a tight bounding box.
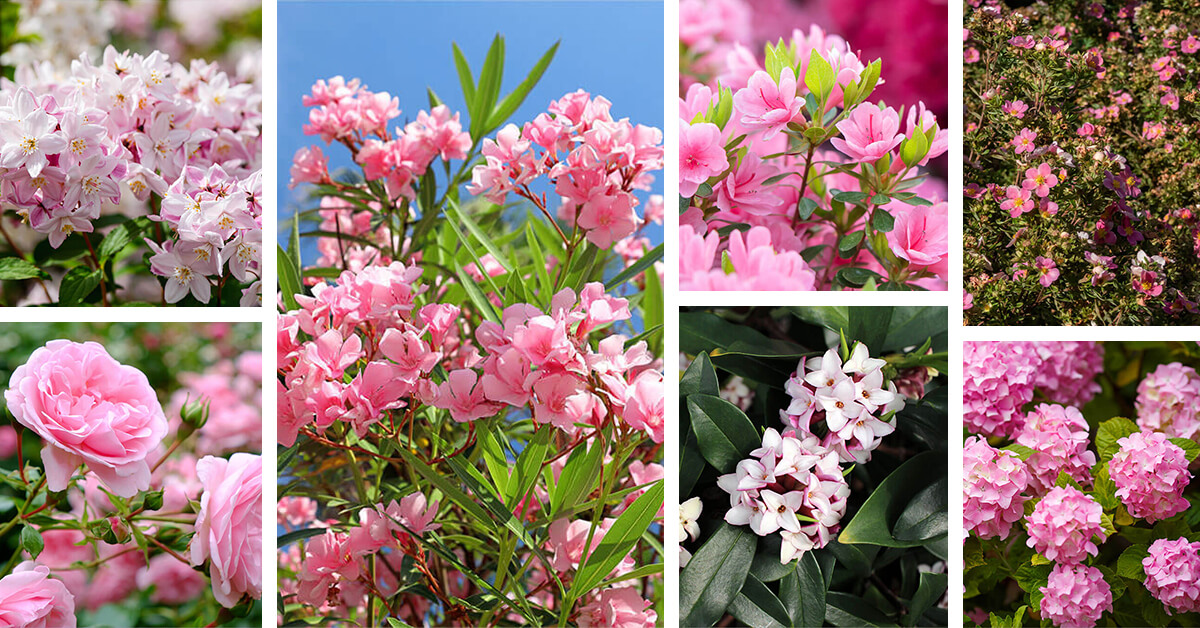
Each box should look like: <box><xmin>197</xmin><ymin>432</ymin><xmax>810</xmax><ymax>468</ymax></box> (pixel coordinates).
<box><xmin>0</xmin><ymin>322</ymin><xmax>263</xmax><ymax>627</ymax></box>
<box><xmin>963</xmin><ymin>0</ymin><xmax>1200</xmax><ymax>325</ymax></box>
<box><xmin>964</xmin><ymin>341</ymin><xmax>1200</xmax><ymax>627</ymax></box>
<box><xmin>678</xmin><ymin>0</ymin><xmax>949</xmax><ymax>291</ymax></box>
<box><xmin>679</xmin><ymin>306</ymin><xmax>947</xmax><ymax>626</ymax></box>
<box><xmin>277</xmin><ymin>37</ymin><xmax>664</xmax><ymax>627</ymax></box>
<box><xmin>0</xmin><ymin>0</ymin><xmax>261</xmax><ymax>306</ymax></box>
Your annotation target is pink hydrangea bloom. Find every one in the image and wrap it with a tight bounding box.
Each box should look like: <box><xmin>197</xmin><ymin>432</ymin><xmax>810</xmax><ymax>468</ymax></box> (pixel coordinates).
<box><xmin>5</xmin><ymin>340</ymin><xmax>168</xmax><ymax>498</ymax></box>
<box><xmin>191</xmin><ymin>453</ymin><xmax>263</xmax><ymax>608</ymax></box>
<box><xmin>0</xmin><ymin>564</ymin><xmax>75</xmax><ymax>628</ymax></box>
<box><xmin>1027</xmin><ymin>342</ymin><xmax>1104</xmax><ymax>408</ymax></box>
<box><xmin>830</xmin><ymin>103</ymin><xmax>904</xmax><ymax>163</ymax></box>
<box><xmin>1039</xmin><ymin>563</ymin><xmax>1112</xmax><ymax>628</ymax></box>
<box><xmin>1016</xmin><ymin>404</ymin><xmax>1096</xmax><ymax>494</ymax></box>
<box><xmin>1144</xmin><ymin>537</ymin><xmax>1200</xmax><ymax>614</ymax></box>
<box><xmin>1136</xmin><ymin>362</ymin><xmax>1200</xmax><ymax>440</ymax></box>
<box><xmin>963</xmin><ymin>342</ymin><xmax>1039</xmax><ymax>438</ymax></box>
<box><xmin>1109</xmin><ymin>431</ymin><xmax>1191</xmax><ymax>523</ymax></box>
<box><xmin>962</xmin><ymin>436</ymin><xmax>1030</xmax><ymax>540</ymax></box>
<box><xmin>1024</xmin><ymin>486</ymin><xmax>1105</xmax><ymax>564</ymax></box>
<box><xmin>679</xmin><ymin>121</ymin><xmax>730</xmax><ymax>197</ymax></box>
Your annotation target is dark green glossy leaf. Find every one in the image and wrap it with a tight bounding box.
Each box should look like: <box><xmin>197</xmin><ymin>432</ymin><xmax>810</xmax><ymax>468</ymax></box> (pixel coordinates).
<box><xmin>906</xmin><ymin>572</ymin><xmax>947</xmax><ymax>626</ymax></box>
<box><xmin>59</xmin><ymin>267</ymin><xmax>101</xmax><ymax>306</ymax></box>
<box><xmin>680</xmin><ymin>523</ymin><xmax>758</xmax><ymax>627</ymax></box>
<box><xmin>687</xmin><ymin>394</ymin><xmax>760</xmax><ymax>474</ymax></box>
<box><xmin>729</xmin><ymin>574</ymin><xmax>791</xmax><ymax>628</ymax></box>
<box><xmin>782</xmin><ymin>551</ymin><xmax>826</xmax><ymax>627</ymax></box>
<box><xmin>839</xmin><ymin>451</ymin><xmax>947</xmax><ymax>547</ymax></box>
<box><xmin>680</xmin><ymin>352</ymin><xmax>720</xmax><ymax>398</ymax></box>
<box><xmin>825</xmin><ymin>592</ymin><xmax>891</xmax><ymax>627</ymax></box>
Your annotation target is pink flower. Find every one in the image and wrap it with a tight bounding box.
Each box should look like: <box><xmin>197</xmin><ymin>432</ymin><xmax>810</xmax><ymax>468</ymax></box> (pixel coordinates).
<box><xmin>1011</xmin><ymin>127</ymin><xmax>1037</xmax><ymax>154</ymax></box>
<box><xmin>713</xmin><ymin>157</ymin><xmax>786</xmax><ymax>216</ymax></box>
<box><xmin>1027</xmin><ymin>342</ymin><xmax>1104</xmax><ymax>407</ymax></box>
<box><xmin>295</xmin><ymin>530</ymin><xmax>359</xmax><ymax>607</ymax></box>
<box><xmin>963</xmin><ymin>436</ymin><xmax>1029</xmax><ymax>540</ymax></box>
<box><xmin>277</xmin><ymin>496</ymin><xmax>318</xmax><ymax>529</ymax></box>
<box><xmin>532</xmin><ymin>373</ymin><xmax>597</xmax><ymax>430</ymax></box>
<box><xmin>1161</xmin><ymin>91</ymin><xmax>1180</xmax><ymax>110</ymax></box>
<box><xmin>679</xmin><ymin>121</ymin><xmax>729</xmax><ymax>197</ymax></box>
<box><xmin>1144</xmin><ymin>537</ymin><xmax>1200</xmax><ymax>614</ymax></box>
<box><xmin>191</xmin><ymin>453</ymin><xmax>263</xmax><ymax>608</ymax></box>
<box><xmin>1002</xmin><ymin>100</ymin><xmax>1028</xmax><ymax>118</ymax></box>
<box><xmin>136</xmin><ymin>554</ymin><xmax>206</xmax><ymax>605</ymax></box>
<box><xmin>434</xmin><ymin>369</ymin><xmax>500</xmax><ymax>423</ymax></box>
<box><xmin>577</xmin><ymin>191</ymin><xmax>639</xmax><ymax>249</ymax></box>
<box><xmin>830</xmin><ymin>103</ymin><xmax>903</xmax><ymax>163</ymax></box>
<box><xmin>1035</xmin><ymin>256</ymin><xmax>1059</xmax><ymax>287</ymax></box>
<box><xmin>731</xmin><ymin>68</ymin><xmax>803</xmax><ymax>140</ymax></box>
<box><xmin>1016</xmin><ymin>404</ymin><xmax>1095</xmax><ymax>494</ymax></box>
<box><xmin>0</xmin><ymin>564</ymin><xmax>75</xmax><ymax>628</ymax></box>
<box><xmin>0</xmin><ymin>88</ymin><xmax>68</xmax><ymax>178</ymax></box>
<box><xmin>578</xmin><ymin>587</ymin><xmax>657</xmax><ymax>628</ymax></box>
<box><xmin>623</xmin><ymin>370</ymin><xmax>664</xmax><ymax>443</ymax></box>
<box><xmin>289</xmin><ymin>145</ymin><xmax>329</xmax><ymax>189</ymax></box>
<box><xmin>886</xmin><ymin>200</ymin><xmax>948</xmax><ymax>277</ymax></box>
<box><xmin>1143</xmin><ymin>121</ymin><xmax>1166</xmax><ymax>140</ymax></box>
<box><xmin>1039</xmin><ymin>564</ymin><xmax>1112</xmax><ymax>628</ymax></box>
<box><xmin>1021</xmin><ymin>163</ymin><xmax>1058</xmax><ymax>197</ymax></box>
<box><xmin>1183</xmin><ymin>35</ymin><xmax>1200</xmax><ymax>53</ymax></box>
<box><xmin>5</xmin><ymin>340</ymin><xmax>167</xmax><ymax>498</ymax></box>
<box><xmin>1024</xmin><ymin>486</ymin><xmax>1105</xmax><ymax>564</ymax></box>
<box><xmin>999</xmin><ymin>185</ymin><xmax>1033</xmax><ymax>218</ymax></box>
<box><xmin>963</xmin><ymin>342</ymin><xmax>1039</xmax><ymax>438</ymax></box>
<box><xmin>1110</xmin><ymin>431</ymin><xmax>1191</xmax><ymax>522</ymax></box>
<box><xmin>1136</xmin><ymin>362</ymin><xmax>1200</xmax><ymax>440</ymax></box>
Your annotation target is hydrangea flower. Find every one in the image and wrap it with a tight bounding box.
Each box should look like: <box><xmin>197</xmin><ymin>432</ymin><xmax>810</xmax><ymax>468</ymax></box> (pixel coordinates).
<box><xmin>963</xmin><ymin>342</ymin><xmax>1039</xmax><ymax>438</ymax></box>
<box><xmin>1143</xmin><ymin>537</ymin><xmax>1200</xmax><ymax>614</ymax></box>
<box><xmin>1038</xmin><ymin>563</ymin><xmax>1112</xmax><ymax>628</ymax></box>
<box><xmin>1016</xmin><ymin>403</ymin><xmax>1095</xmax><ymax>494</ymax></box>
<box><xmin>1024</xmin><ymin>486</ymin><xmax>1105</xmax><ymax>564</ymax></box>
<box><xmin>1109</xmin><ymin>431</ymin><xmax>1191</xmax><ymax>523</ymax></box>
<box><xmin>1027</xmin><ymin>342</ymin><xmax>1104</xmax><ymax>408</ymax></box>
<box><xmin>962</xmin><ymin>436</ymin><xmax>1029</xmax><ymax>540</ymax></box>
<box><xmin>1136</xmin><ymin>362</ymin><xmax>1200</xmax><ymax>440</ymax></box>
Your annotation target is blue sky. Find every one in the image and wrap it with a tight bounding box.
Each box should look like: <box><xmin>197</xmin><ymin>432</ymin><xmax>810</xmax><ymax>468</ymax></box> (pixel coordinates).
<box><xmin>278</xmin><ymin>1</ymin><xmax>665</xmax><ymax>260</ymax></box>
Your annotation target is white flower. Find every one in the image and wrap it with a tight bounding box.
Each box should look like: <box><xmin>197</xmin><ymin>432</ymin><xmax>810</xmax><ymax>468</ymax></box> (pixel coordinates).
<box><xmin>679</xmin><ymin>497</ymin><xmax>703</xmax><ymax>542</ymax></box>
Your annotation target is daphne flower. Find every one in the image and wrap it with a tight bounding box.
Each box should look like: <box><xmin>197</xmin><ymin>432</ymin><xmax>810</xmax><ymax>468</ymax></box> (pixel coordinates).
<box><xmin>679</xmin><ymin>497</ymin><xmax>703</xmax><ymax>542</ymax></box>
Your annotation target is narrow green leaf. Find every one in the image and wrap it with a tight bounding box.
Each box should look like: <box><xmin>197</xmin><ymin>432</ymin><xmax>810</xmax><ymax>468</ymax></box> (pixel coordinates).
<box><xmin>782</xmin><ymin>552</ymin><xmax>826</xmax><ymax>627</ymax></box>
<box><xmin>572</xmin><ymin>481</ymin><xmax>663</xmax><ymax>595</ymax></box>
<box><xmin>470</xmin><ymin>35</ymin><xmax>505</xmax><ymax>140</ymax></box>
<box><xmin>605</xmin><ymin>243</ymin><xmax>663</xmax><ymax>290</ymax></box>
<box><xmin>505</xmin><ymin>426</ymin><xmax>550</xmax><ymax>507</ymax></box>
<box><xmin>445</xmin><ymin>200</ymin><xmax>514</xmax><ymax>272</ymax></box>
<box><xmin>489</xmin><ymin>40</ymin><xmax>559</xmax><ymax>128</ymax></box>
<box><xmin>479</xmin><ymin>429</ymin><xmax>510</xmax><ymax>498</ymax></box>
<box><xmin>687</xmin><ymin>394</ymin><xmax>760</xmax><ymax>474</ymax></box>
<box><xmin>277</xmin><ymin>527</ymin><xmax>325</xmax><ymax>547</ymax></box>
<box><xmin>551</xmin><ymin>438</ymin><xmax>604</xmax><ymax>517</ymax></box>
<box><xmin>97</xmin><ymin>220</ymin><xmax>139</xmax><ymax>261</ymax></box>
<box><xmin>277</xmin><ymin>244</ymin><xmax>302</xmax><ymax>311</ymax></box>
<box><xmin>729</xmin><ymin>574</ymin><xmax>791</xmax><ymax>628</ymax></box>
<box><xmin>451</xmin><ymin>42</ymin><xmax>476</xmax><ymax>108</ymax></box>
<box><xmin>680</xmin><ymin>352</ymin><xmax>720</xmax><ymax>398</ymax></box>
<box><xmin>837</xmin><ymin>231</ymin><xmax>864</xmax><ymax>258</ymax></box>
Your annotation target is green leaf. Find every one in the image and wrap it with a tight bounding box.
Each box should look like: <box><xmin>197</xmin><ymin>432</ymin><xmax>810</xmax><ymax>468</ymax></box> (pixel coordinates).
<box><xmin>825</xmin><ymin>592</ymin><xmax>891</xmax><ymax>627</ymax></box>
<box><xmin>837</xmin><ymin>231</ymin><xmax>864</xmax><ymax>258</ymax></box>
<box><xmin>59</xmin><ymin>267</ymin><xmax>101</xmax><ymax>306</ymax></box>
<box><xmin>907</xmin><ymin>572</ymin><xmax>947</xmax><ymax>626</ymax></box>
<box><xmin>839</xmin><ymin>451</ymin><xmax>947</xmax><ymax>547</ymax></box>
<box><xmin>605</xmin><ymin>243</ymin><xmax>663</xmax><ymax>290</ymax></box>
<box><xmin>451</xmin><ymin>42</ymin><xmax>476</xmax><ymax>109</ymax></box>
<box><xmin>729</xmin><ymin>574</ymin><xmax>791</xmax><ymax>628</ymax></box>
<box><xmin>687</xmin><ymin>394</ymin><xmax>760</xmax><ymax>474</ymax></box>
<box><xmin>835</xmin><ymin>267</ymin><xmax>883</xmax><ymax>289</ymax></box>
<box><xmin>479</xmin><ymin>428</ymin><xmax>510</xmax><ymax>498</ymax></box>
<box><xmin>680</xmin><ymin>352</ymin><xmax>720</xmax><ymax>398</ymax></box>
<box><xmin>871</xmin><ymin>208</ymin><xmax>895</xmax><ymax>232</ymax></box>
<box><xmin>796</xmin><ymin>197</ymin><xmax>819</xmax><ymax>220</ymax></box>
<box><xmin>551</xmin><ymin>438</ymin><xmax>604</xmax><ymax>517</ymax></box>
<box><xmin>1090</xmin><ymin>461</ymin><xmax>1120</xmax><ymax>511</ymax></box>
<box><xmin>572</xmin><ymin>481</ymin><xmax>663</xmax><ymax>595</ymax></box>
<box><xmin>803</xmin><ymin>49</ymin><xmax>836</xmax><ymax>102</ymax></box>
<box><xmin>504</xmin><ymin>426</ymin><xmax>549</xmax><ymax>507</ymax></box>
<box><xmin>445</xmin><ymin>200</ymin><xmax>514</xmax><ymax>273</ymax></box>
<box><xmin>1096</xmin><ymin>417</ymin><xmax>1139</xmax><ymax>461</ymax></box>
<box><xmin>0</xmin><ymin>257</ymin><xmax>46</xmax><ymax>280</ymax></box>
<box><xmin>97</xmin><ymin>220</ymin><xmax>141</xmax><ymax>261</ymax></box>
<box><xmin>832</xmin><ymin>191</ymin><xmax>870</xmax><ymax>205</ymax></box>
<box><xmin>277</xmin><ymin>527</ymin><xmax>325</xmax><ymax>547</ymax></box>
<box><xmin>789</xmin><ymin>306</ymin><xmax>849</xmax><ymax>332</ymax></box>
<box><xmin>20</xmin><ymin>525</ymin><xmax>43</xmax><ymax>559</ymax></box>
<box><xmin>489</xmin><ymin>41</ymin><xmax>559</xmax><ymax>128</ymax></box>
<box><xmin>395</xmin><ymin>448</ymin><xmax>496</xmax><ymax>533</ymax></box>
<box><xmin>1117</xmin><ymin>544</ymin><xmax>1149</xmax><ymax>581</ymax></box>
<box><xmin>680</xmin><ymin>523</ymin><xmax>758</xmax><ymax>627</ymax></box>
<box><xmin>524</xmin><ymin>222</ymin><xmax>552</xmax><ymax>301</ymax></box>
<box><xmin>1002</xmin><ymin>444</ymin><xmax>1036</xmax><ymax>461</ymax></box>
<box><xmin>289</xmin><ymin>208</ymin><xmax>302</xmax><ymax>277</ymax></box>
<box><xmin>782</xmin><ymin>552</ymin><xmax>826</xmax><ymax>627</ymax></box>
<box><xmin>454</xmin><ymin>265</ymin><xmax>500</xmax><ymax>324</ymax></box>
<box><xmin>1169</xmin><ymin>437</ymin><xmax>1200</xmax><ymax>462</ymax></box>
<box><xmin>277</xmin><ymin>244</ymin><xmax>302</xmax><ymax>311</ymax></box>
<box><xmin>470</xmin><ymin>35</ymin><xmax>506</xmax><ymax>140</ymax></box>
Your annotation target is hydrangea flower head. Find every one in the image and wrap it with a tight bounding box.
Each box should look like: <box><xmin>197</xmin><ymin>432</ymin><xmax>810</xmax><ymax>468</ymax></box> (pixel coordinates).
<box><xmin>1016</xmin><ymin>403</ymin><xmax>1095</xmax><ymax>494</ymax></box>
<box><xmin>1024</xmin><ymin>486</ymin><xmax>1105</xmax><ymax>564</ymax></box>
<box><xmin>1136</xmin><ymin>362</ymin><xmax>1200</xmax><ymax>441</ymax></box>
<box><xmin>1038</xmin><ymin>563</ymin><xmax>1112</xmax><ymax>628</ymax></box>
<box><xmin>1144</xmin><ymin>537</ymin><xmax>1200</xmax><ymax>614</ymax></box>
<box><xmin>1028</xmin><ymin>342</ymin><xmax>1104</xmax><ymax>408</ymax></box>
<box><xmin>963</xmin><ymin>342</ymin><xmax>1039</xmax><ymax>438</ymax></box>
<box><xmin>1109</xmin><ymin>431</ymin><xmax>1191</xmax><ymax>523</ymax></box>
<box><xmin>962</xmin><ymin>436</ymin><xmax>1030</xmax><ymax>540</ymax></box>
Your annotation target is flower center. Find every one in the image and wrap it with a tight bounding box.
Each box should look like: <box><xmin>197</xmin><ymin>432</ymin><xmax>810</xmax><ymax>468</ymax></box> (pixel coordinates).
<box><xmin>174</xmin><ymin>266</ymin><xmax>193</xmax><ymax>284</ymax></box>
<box><xmin>19</xmin><ymin>136</ymin><xmax>37</xmax><ymax>154</ymax></box>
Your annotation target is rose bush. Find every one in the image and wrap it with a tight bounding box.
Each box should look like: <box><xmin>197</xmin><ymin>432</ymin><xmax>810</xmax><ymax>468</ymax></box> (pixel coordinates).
<box><xmin>0</xmin><ymin>323</ymin><xmax>262</xmax><ymax>627</ymax></box>
<box><xmin>277</xmin><ymin>36</ymin><xmax>664</xmax><ymax>626</ymax></box>
<box><xmin>964</xmin><ymin>0</ymin><xmax>1200</xmax><ymax>325</ymax></box>
<box><xmin>679</xmin><ymin>306</ymin><xmax>947</xmax><ymax>626</ymax></box>
<box><xmin>964</xmin><ymin>341</ymin><xmax>1200</xmax><ymax>627</ymax></box>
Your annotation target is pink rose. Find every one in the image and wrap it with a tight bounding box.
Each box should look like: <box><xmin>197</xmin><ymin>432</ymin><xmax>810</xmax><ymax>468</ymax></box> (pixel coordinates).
<box><xmin>5</xmin><ymin>340</ymin><xmax>168</xmax><ymax>498</ymax></box>
<box><xmin>0</xmin><ymin>564</ymin><xmax>75</xmax><ymax>628</ymax></box>
<box><xmin>191</xmin><ymin>453</ymin><xmax>263</xmax><ymax>608</ymax></box>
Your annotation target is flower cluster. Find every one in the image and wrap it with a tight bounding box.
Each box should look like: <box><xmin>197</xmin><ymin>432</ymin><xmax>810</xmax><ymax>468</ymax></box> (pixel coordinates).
<box><xmin>1136</xmin><ymin>362</ymin><xmax>1200</xmax><ymax>440</ymax></box>
<box><xmin>1143</xmin><ymin>537</ymin><xmax>1200</xmax><ymax>614</ymax></box>
<box><xmin>1024</xmin><ymin>486</ymin><xmax>1106</xmax><ymax>564</ymax></box>
<box><xmin>962</xmin><ymin>341</ymin><xmax>1039</xmax><ymax>438</ymax></box>
<box><xmin>1026</xmin><ymin>341</ymin><xmax>1104</xmax><ymax>408</ymax></box>
<box><xmin>718</xmin><ymin>428</ymin><xmax>850</xmax><ymax>563</ymax></box>
<box><xmin>1038</xmin><ymin>563</ymin><xmax>1113</xmax><ymax>628</ymax></box>
<box><xmin>782</xmin><ymin>344</ymin><xmax>903</xmax><ymax>463</ymax></box>
<box><xmin>1109</xmin><ymin>431</ymin><xmax>1191</xmax><ymax>523</ymax></box>
<box><xmin>679</xmin><ymin>0</ymin><xmax>949</xmax><ymax>291</ymax></box>
<box><xmin>1016</xmin><ymin>403</ymin><xmax>1095</xmax><ymax>494</ymax></box>
<box><xmin>1</xmin><ymin>45</ymin><xmax>262</xmax><ymax>305</ymax></box>
<box><xmin>962</xmin><ymin>436</ymin><xmax>1029</xmax><ymax>540</ymax></box>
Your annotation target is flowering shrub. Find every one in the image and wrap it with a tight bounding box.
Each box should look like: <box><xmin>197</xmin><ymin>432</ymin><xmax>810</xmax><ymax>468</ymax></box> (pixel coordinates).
<box><xmin>277</xmin><ymin>37</ymin><xmax>663</xmax><ymax>626</ymax></box>
<box><xmin>679</xmin><ymin>306</ymin><xmax>947</xmax><ymax>625</ymax></box>
<box><xmin>964</xmin><ymin>0</ymin><xmax>1200</xmax><ymax>325</ymax></box>
<box><xmin>0</xmin><ymin>0</ymin><xmax>261</xmax><ymax>306</ymax></box>
<box><xmin>963</xmin><ymin>341</ymin><xmax>1200</xmax><ymax>627</ymax></box>
<box><xmin>0</xmin><ymin>323</ymin><xmax>263</xmax><ymax>626</ymax></box>
<box><xmin>679</xmin><ymin>0</ymin><xmax>948</xmax><ymax>290</ymax></box>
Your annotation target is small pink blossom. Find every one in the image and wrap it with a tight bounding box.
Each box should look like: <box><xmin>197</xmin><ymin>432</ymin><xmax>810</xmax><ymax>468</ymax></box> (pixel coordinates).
<box><xmin>1011</xmin><ymin>127</ymin><xmax>1037</xmax><ymax>154</ymax></box>
<box><xmin>1002</xmin><ymin>100</ymin><xmax>1028</xmax><ymax>118</ymax></box>
<box><xmin>679</xmin><ymin>121</ymin><xmax>729</xmax><ymax>197</ymax></box>
<box><xmin>999</xmin><ymin>185</ymin><xmax>1034</xmax><ymax>217</ymax></box>
<box><xmin>1021</xmin><ymin>162</ymin><xmax>1058</xmax><ymax>197</ymax></box>
<box><xmin>731</xmin><ymin>68</ymin><xmax>803</xmax><ymax>140</ymax></box>
<box><xmin>1035</xmin><ymin>256</ymin><xmax>1059</xmax><ymax>287</ymax></box>
<box><xmin>830</xmin><ymin>103</ymin><xmax>904</xmax><ymax>163</ymax></box>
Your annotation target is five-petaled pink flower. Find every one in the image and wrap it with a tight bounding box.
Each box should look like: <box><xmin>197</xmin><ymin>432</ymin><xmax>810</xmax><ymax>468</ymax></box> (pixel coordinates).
<box><xmin>830</xmin><ymin>103</ymin><xmax>904</xmax><ymax>163</ymax></box>
<box><xmin>1000</xmin><ymin>185</ymin><xmax>1034</xmax><ymax>217</ymax></box>
<box><xmin>1035</xmin><ymin>256</ymin><xmax>1060</xmax><ymax>287</ymax></box>
<box><xmin>1022</xmin><ymin>163</ymin><xmax>1059</xmax><ymax>197</ymax></box>
<box><xmin>1011</xmin><ymin>127</ymin><xmax>1037</xmax><ymax>154</ymax></box>
<box><xmin>679</xmin><ymin>120</ymin><xmax>729</xmax><ymax>197</ymax></box>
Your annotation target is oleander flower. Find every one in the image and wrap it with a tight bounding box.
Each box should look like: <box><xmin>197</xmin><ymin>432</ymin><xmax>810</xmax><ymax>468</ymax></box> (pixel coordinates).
<box><xmin>1027</xmin><ymin>342</ymin><xmax>1104</xmax><ymax>408</ymax></box>
<box><xmin>963</xmin><ymin>342</ymin><xmax>1039</xmax><ymax>438</ymax></box>
<box><xmin>1143</xmin><ymin>537</ymin><xmax>1200</xmax><ymax>614</ymax></box>
<box><xmin>1016</xmin><ymin>404</ymin><xmax>1095</xmax><ymax>494</ymax></box>
<box><xmin>1038</xmin><ymin>563</ymin><xmax>1112</xmax><ymax>628</ymax></box>
<box><xmin>1025</xmin><ymin>486</ymin><xmax>1105</xmax><ymax>564</ymax></box>
<box><xmin>0</xmin><ymin>564</ymin><xmax>75</xmax><ymax>628</ymax></box>
<box><xmin>191</xmin><ymin>453</ymin><xmax>263</xmax><ymax>608</ymax></box>
<box><xmin>962</xmin><ymin>436</ymin><xmax>1030</xmax><ymax>540</ymax></box>
<box><xmin>1109</xmin><ymin>431</ymin><xmax>1191</xmax><ymax>523</ymax></box>
<box><xmin>4</xmin><ymin>340</ymin><xmax>168</xmax><ymax>498</ymax></box>
<box><xmin>1136</xmin><ymin>362</ymin><xmax>1200</xmax><ymax>441</ymax></box>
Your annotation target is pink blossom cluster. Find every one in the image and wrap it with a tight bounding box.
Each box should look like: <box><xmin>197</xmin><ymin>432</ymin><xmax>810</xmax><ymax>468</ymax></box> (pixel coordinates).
<box><xmin>1024</xmin><ymin>486</ymin><xmax>1106</xmax><ymax>564</ymax></box>
<box><xmin>1143</xmin><ymin>537</ymin><xmax>1200</xmax><ymax>614</ymax></box>
<box><xmin>279</xmin><ymin>262</ymin><xmax>664</xmax><ymax>446</ymax></box>
<box><xmin>962</xmin><ymin>436</ymin><xmax>1029</xmax><ymax>540</ymax></box>
<box><xmin>1136</xmin><ymin>361</ymin><xmax>1200</xmax><ymax>440</ymax></box>
<box><xmin>678</xmin><ymin>224</ymin><xmax>816</xmax><ymax>290</ymax></box>
<box><xmin>1015</xmin><ymin>404</ymin><xmax>1095</xmax><ymax>495</ymax></box>
<box><xmin>169</xmin><ymin>352</ymin><xmax>262</xmax><ymax>456</ymax></box>
<box><xmin>1038</xmin><ymin>563</ymin><xmax>1113</xmax><ymax>628</ymax></box>
<box><xmin>718</xmin><ymin>428</ymin><xmax>850</xmax><ymax>563</ymax></box>
<box><xmin>1108</xmin><ymin>431</ymin><xmax>1191</xmax><ymax>523</ymax></box>
<box><xmin>781</xmin><ymin>344</ymin><xmax>904</xmax><ymax>464</ymax></box>
<box><xmin>1026</xmin><ymin>342</ymin><xmax>1104</xmax><ymax>408</ymax></box>
<box><xmin>0</xmin><ymin>46</ymin><xmax>262</xmax><ymax>304</ymax></box>
<box><xmin>962</xmin><ymin>342</ymin><xmax>1040</xmax><ymax>439</ymax></box>
<box><xmin>466</xmin><ymin>89</ymin><xmax>664</xmax><ymax>249</ymax></box>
